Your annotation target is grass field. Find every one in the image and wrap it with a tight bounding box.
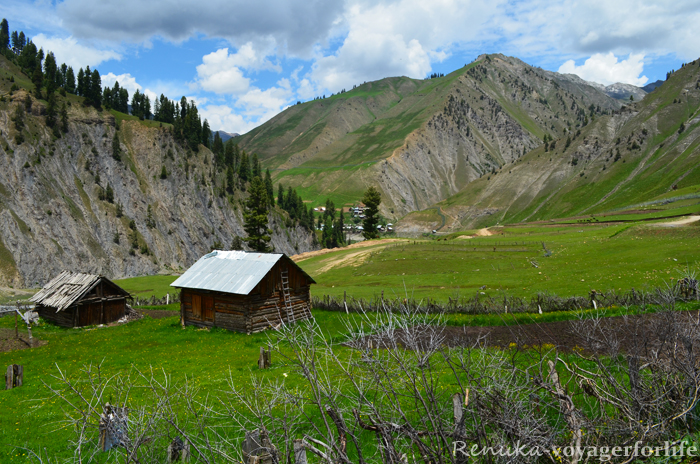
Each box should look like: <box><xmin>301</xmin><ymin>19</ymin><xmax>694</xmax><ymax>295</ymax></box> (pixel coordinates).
<box><xmin>299</xmin><ymin>222</ymin><xmax>700</xmax><ymax>302</ymax></box>
<box><xmin>113</xmin><ymin>275</ymin><xmax>179</xmax><ymax>299</ymax></box>
<box><xmin>1</xmin><ymin>216</ymin><xmax>699</xmax><ymax>460</ymax></box>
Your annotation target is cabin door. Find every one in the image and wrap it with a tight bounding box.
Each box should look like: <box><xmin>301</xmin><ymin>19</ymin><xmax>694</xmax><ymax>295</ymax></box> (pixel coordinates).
<box><xmin>203</xmin><ymin>296</ymin><xmax>214</xmax><ymax>322</ymax></box>
<box><xmin>192</xmin><ymin>294</ymin><xmax>202</xmax><ymax>319</ymax></box>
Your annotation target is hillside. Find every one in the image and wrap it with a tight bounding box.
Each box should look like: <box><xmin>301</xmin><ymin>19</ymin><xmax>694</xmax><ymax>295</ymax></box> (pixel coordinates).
<box><xmin>0</xmin><ymin>56</ymin><xmax>315</xmax><ymax>287</ymax></box>
<box><xmin>237</xmin><ymin>54</ymin><xmax>624</xmax><ymax>218</ymax></box>
<box><xmin>400</xmin><ymin>59</ymin><xmax>700</xmax><ymax>232</ymax></box>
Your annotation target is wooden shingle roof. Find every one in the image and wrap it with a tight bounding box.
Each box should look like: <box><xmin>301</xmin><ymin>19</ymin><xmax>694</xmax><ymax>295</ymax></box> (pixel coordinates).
<box><xmin>30</xmin><ymin>271</ymin><xmax>128</xmax><ymax>312</ymax></box>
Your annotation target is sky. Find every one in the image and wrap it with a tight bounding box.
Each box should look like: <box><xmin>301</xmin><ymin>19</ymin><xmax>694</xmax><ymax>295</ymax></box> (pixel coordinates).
<box><xmin>2</xmin><ymin>0</ymin><xmax>699</xmax><ymax>135</ymax></box>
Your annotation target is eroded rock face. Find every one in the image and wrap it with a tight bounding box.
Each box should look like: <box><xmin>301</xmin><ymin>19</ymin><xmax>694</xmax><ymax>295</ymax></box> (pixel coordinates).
<box><xmin>0</xmin><ymin>97</ymin><xmax>316</xmax><ymax>287</ymax></box>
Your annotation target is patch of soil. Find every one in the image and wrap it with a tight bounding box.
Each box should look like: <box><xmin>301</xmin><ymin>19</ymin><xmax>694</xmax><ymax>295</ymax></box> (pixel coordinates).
<box><xmin>367</xmin><ymin>310</ymin><xmax>700</xmax><ymax>356</ymax></box>
<box><xmin>0</xmin><ymin>328</ymin><xmax>47</xmax><ymax>352</ymax></box>
<box><xmin>138</xmin><ymin>309</ymin><xmax>179</xmax><ymax>319</ymax></box>
<box><xmin>292</xmin><ymin>239</ymin><xmax>404</xmax><ymax>262</ymax></box>
<box><xmin>457</xmin><ymin>228</ymin><xmax>494</xmax><ymax>239</ymax></box>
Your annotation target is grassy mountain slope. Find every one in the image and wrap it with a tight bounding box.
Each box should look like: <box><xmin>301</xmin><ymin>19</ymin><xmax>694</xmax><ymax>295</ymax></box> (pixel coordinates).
<box><xmin>237</xmin><ymin>54</ymin><xmax>623</xmax><ymax>218</ymax></box>
<box><xmin>398</xmin><ymin>58</ymin><xmax>700</xmax><ymax>232</ymax></box>
<box><xmin>0</xmin><ymin>55</ymin><xmax>315</xmax><ymax>286</ymax></box>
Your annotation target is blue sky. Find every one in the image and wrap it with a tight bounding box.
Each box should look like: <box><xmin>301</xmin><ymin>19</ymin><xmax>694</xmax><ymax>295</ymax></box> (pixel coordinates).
<box><xmin>2</xmin><ymin>0</ymin><xmax>699</xmax><ymax>135</ymax></box>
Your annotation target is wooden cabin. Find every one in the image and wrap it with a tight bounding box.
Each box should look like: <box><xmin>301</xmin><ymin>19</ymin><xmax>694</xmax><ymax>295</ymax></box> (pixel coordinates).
<box><xmin>30</xmin><ymin>271</ymin><xmax>131</xmax><ymax>327</ymax></box>
<box><xmin>171</xmin><ymin>250</ymin><xmax>316</xmax><ymax>333</ymax></box>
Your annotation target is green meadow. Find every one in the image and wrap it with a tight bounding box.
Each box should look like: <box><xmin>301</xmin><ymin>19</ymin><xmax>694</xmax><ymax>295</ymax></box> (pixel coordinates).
<box><xmin>1</xmin><ymin>217</ymin><xmax>700</xmax><ymax>461</ymax></box>
<box><xmin>300</xmin><ymin>222</ymin><xmax>700</xmax><ymax>302</ymax></box>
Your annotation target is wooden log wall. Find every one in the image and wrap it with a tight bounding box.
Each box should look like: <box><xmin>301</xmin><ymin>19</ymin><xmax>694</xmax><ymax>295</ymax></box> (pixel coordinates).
<box><xmin>35</xmin><ymin>298</ymin><xmax>126</xmax><ymax>327</ymax></box>
<box><xmin>36</xmin><ymin>305</ymin><xmax>75</xmax><ymax>327</ymax></box>
<box><xmin>180</xmin><ymin>285</ymin><xmax>312</xmax><ymax>334</ymax></box>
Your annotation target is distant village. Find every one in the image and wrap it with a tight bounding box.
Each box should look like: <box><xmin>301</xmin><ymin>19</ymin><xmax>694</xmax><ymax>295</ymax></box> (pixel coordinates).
<box><xmin>312</xmin><ymin>204</ymin><xmax>394</xmax><ymax>233</ymax></box>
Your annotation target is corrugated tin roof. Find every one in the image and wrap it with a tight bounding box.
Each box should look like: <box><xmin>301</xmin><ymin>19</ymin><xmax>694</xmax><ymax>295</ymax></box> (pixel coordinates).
<box><xmin>170</xmin><ymin>250</ymin><xmax>315</xmax><ymax>295</ymax></box>
<box><xmin>29</xmin><ymin>271</ymin><xmax>103</xmax><ymax>312</ymax></box>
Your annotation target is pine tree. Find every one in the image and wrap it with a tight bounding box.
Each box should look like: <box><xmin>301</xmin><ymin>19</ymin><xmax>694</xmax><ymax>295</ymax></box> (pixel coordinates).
<box><xmin>105</xmin><ymin>184</ymin><xmax>114</xmax><ymax>203</ymax></box>
<box><xmin>11</xmin><ymin>31</ymin><xmax>19</xmax><ymax>52</ymax></box>
<box><xmin>277</xmin><ymin>183</ymin><xmax>285</xmax><ymax>209</ymax></box>
<box><xmin>65</xmin><ymin>66</ymin><xmax>75</xmax><ymax>94</ymax></box>
<box><xmin>45</xmin><ymin>92</ymin><xmax>57</xmax><ymax>128</ymax></box>
<box><xmin>251</xmin><ymin>153</ymin><xmax>260</xmax><ymax>179</ymax></box>
<box><xmin>226</xmin><ymin>166</ymin><xmax>235</xmax><ymax>193</ymax></box>
<box><xmin>362</xmin><ymin>186</ymin><xmax>381</xmax><ymax>240</ymax></box>
<box><xmin>31</xmin><ymin>65</ymin><xmax>43</xmax><ymax>98</ymax></box>
<box><xmin>112</xmin><ymin>133</ymin><xmax>121</xmax><ymax>160</ymax></box>
<box><xmin>238</xmin><ymin>151</ymin><xmax>250</xmax><ymax>183</ymax></box>
<box><xmin>243</xmin><ymin>176</ymin><xmax>272</xmax><ymax>252</ymax></box>
<box><xmin>322</xmin><ymin>216</ymin><xmax>333</xmax><ymax>248</ymax></box>
<box><xmin>223</xmin><ymin>139</ymin><xmax>234</xmax><ymax>167</ymax></box>
<box><xmin>60</xmin><ymin>102</ymin><xmax>68</xmax><ymax>133</ymax></box>
<box><xmin>231</xmin><ymin>236</ymin><xmax>243</xmax><ymax>250</ymax></box>
<box><xmin>334</xmin><ymin>209</ymin><xmax>346</xmax><ymax>247</ymax></box>
<box><xmin>76</xmin><ymin>68</ymin><xmax>85</xmax><ymax>96</ymax></box>
<box><xmin>0</xmin><ymin>19</ymin><xmax>10</xmax><ymax>50</ymax></box>
<box><xmin>201</xmin><ymin>119</ymin><xmax>211</xmax><ymax>148</ymax></box>
<box><xmin>146</xmin><ymin>205</ymin><xmax>155</xmax><ymax>228</ymax></box>
<box><xmin>43</xmin><ymin>51</ymin><xmax>57</xmax><ymax>94</ymax></box>
<box><xmin>17</xmin><ymin>31</ymin><xmax>25</xmax><ymax>51</ymax></box>
<box><xmin>264</xmin><ymin>169</ymin><xmax>274</xmax><ymax>204</ymax></box>
<box><xmin>324</xmin><ymin>199</ymin><xmax>336</xmax><ymax>221</ymax></box>
<box><xmin>212</xmin><ymin>132</ymin><xmax>224</xmax><ymax>166</ymax></box>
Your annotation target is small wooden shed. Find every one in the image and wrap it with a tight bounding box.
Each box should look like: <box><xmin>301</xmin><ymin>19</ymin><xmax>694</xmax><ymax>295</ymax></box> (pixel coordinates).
<box><xmin>171</xmin><ymin>250</ymin><xmax>316</xmax><ymax>333</ymax></box>
<box><xmin>30</xmin><ymin>271</ymin><xmax>131</xmax><ymax>327</ymax></box>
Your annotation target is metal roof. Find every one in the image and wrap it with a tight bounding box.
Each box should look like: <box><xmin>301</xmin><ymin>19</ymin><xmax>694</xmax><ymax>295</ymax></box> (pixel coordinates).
<box><xmin>29</xmin><ymin>271</ymin><xmax>128</xmax><ymax>312</ymax></box>
<box><xmin>170</xmin><ymin>250</ymin><xmax>315</xmax><ymax>295</ymax></box>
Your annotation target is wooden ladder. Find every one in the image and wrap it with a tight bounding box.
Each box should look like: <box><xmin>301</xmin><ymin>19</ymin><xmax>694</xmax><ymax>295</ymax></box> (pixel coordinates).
<box><xmin>280</xmin><ymin>269</ymin><xmax>313</xmax><ymax>324</ymax></box>
<box><xmin>280</xmin><ymin>269</ymin><xmax>295</xmax><ymax>324</ymax></box>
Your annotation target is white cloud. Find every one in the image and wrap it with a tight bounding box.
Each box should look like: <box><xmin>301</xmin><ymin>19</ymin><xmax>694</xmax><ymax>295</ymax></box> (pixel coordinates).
<box><xmin>31</xmin><ymin>34</ymin><xmax>121</xmax><ymax>70</ymax></box>
<box><xmin>310</xmin><ymin>0</ymin><xmax>500</xmax><ymax>93</ymax></box>
<box><xmin>102</xmin><ymin>72</ymin><xmax>158</xmax><ymax>104</ymax></box>
<box><xmin>236</xmin><ymin>79</ymin><xmax>294</xmax><ymax>120</ymax></box>
<box><xmin>199</xmin><ymin>79</ymin><xmax>294</xmax><ymax>134</ymax></box>
<box><xmin>196</xmin><ymin>48</ymin><xmax>252</xmax><ymax>95</ymax></box>
<box><xmin>200</xmin><ymin>104</ymin><xmax>255</xmax><ymax>134</ymax></box>
<box><xmin>558</xmin><ymin>53</ymin><xmax>648</xmax><ymax>86</ymax></box>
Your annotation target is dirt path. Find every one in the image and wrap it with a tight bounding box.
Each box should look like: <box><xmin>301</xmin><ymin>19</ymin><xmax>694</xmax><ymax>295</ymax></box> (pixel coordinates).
<box><xmin>651</xmin><ymin>215</ymin><xmax>700</xmax><ymax>227</ymax></box>
<box><xmin>292</xmin><ymin>239</ymin><xmax>405</xmax><ymax>262</ymax></box>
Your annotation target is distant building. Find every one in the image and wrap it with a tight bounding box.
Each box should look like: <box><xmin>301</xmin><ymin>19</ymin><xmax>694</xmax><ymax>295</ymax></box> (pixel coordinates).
<box><xmin>171</xmin><ymin>251</ymin><xmax>315</xmax><ymax>334</ymax></box>
<box><xmin>30</xmin><ymin>271</ymin><xmax>131</xmax><ymax>327</ymax></box>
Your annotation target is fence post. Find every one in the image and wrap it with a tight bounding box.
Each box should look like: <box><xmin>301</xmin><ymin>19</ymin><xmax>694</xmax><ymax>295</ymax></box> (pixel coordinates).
<box><xmin>166</xmin><ymin>436</ymin><xmax>190</xmax><ymax>463</ymax></box>
<box><xmin>294</xmin><ymin>439</ymin><xmax>307</xmax><ymax>464</ymax></box>
<box><xmin>5</xmin><ymin>365</ymin><xmax>14</xmax><ymax>390</ymax></box>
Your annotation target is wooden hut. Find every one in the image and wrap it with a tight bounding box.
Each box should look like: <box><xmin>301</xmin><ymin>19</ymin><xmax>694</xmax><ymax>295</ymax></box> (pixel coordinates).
<box><xmin>30</xmin><ymin>271</ymin><xmax>131</xmax><ymax>327</ymax></box>
<box><xmin>171</xmin><ymin>250</ymin><xmax>316</xmax><ymax>333</ymax></box>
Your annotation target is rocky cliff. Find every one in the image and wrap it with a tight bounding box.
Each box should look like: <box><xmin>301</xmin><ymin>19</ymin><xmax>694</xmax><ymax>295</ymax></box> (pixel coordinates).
<box><xmin>0</xmin><ymin>80</ymin><xmax>315</xmax><ymax>287</ymax></box>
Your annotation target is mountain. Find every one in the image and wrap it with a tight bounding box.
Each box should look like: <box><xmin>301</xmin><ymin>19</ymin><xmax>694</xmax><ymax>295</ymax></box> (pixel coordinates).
<box><xmin>398</xmin><ymin>58</ymin><xmax>700</xmax><ymax>232</ymax></box>
<box><xmin>237</xmin><ymin>54</ymin><xmax>624</xmax><ymax>218</ymax></box>
<box><xmin>602</xmin><ymin>83</ymin><xmax>646</xmax><ymax>101</ymax></box>
<box><xmin>0</xmin><ymin>56</ymin><xmax>315</xmax><ymax>287</ymax></box>
<box><xmin>642</xmin><ymin>80</ymin><xmax>665</xmax><ymax>93</ymax></box>
<box><xmin>216</xmin><ymin>130</ymin><xmax>239</xmax><ymax>142</ymax></box>
<box><xmin>556</xmin><ymin>73</ymin><xmax>646</xmax><ymax>101</ymax></box>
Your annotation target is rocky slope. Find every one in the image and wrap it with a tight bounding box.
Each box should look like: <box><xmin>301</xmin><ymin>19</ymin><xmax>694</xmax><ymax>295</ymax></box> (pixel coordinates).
<box><xmin>237</xmin><ymin>54</ymin><xmax>624</xmax><ymax>218</ymax></box>
<box><xmin>0</xmin><ymin>58</ymin><xmax>315</xmax><ymax>287</ymax></box>
<box><xmin>398</xmin><ymin>59</ymin><xmax>700</xmax><ymax>232</ymax></box>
